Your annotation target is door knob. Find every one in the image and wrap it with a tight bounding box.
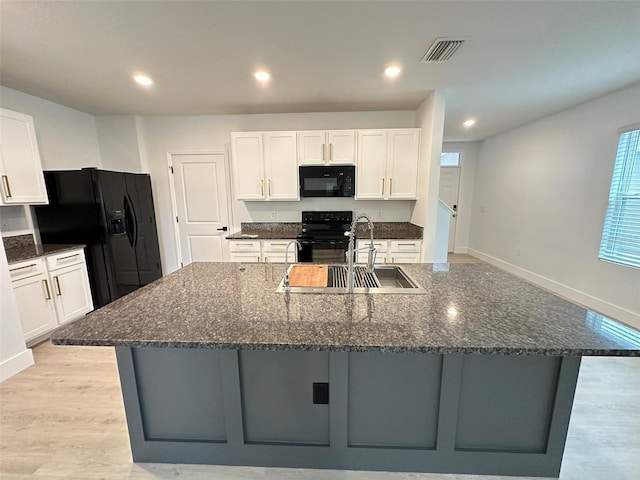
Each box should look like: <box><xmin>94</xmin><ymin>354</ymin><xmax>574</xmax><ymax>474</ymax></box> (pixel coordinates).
<box><xmin>217</xmin><ymin>226</ymin><xmax>228</xmax><ymax>231</ymax></box>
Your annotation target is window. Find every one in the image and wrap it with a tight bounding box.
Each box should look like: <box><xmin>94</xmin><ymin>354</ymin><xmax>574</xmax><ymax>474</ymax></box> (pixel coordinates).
<box><xmin>440</xmin><ymin>152</ymin><xmax>460</xmax><ymax>167</ymax></box>
<box><xmin>599</xmin><ymin>127</ymin><xmax>640</xmax><ymax>268</ymax></box>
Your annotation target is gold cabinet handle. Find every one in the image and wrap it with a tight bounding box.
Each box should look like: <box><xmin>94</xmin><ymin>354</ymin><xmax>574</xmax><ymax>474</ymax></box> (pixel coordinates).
<box><xmin>2</xmin><ymin>175</ymin><xmax>12</xmax><ymax>198</ymax></box>
<box><xmin>54</xmin><ymin>276</ymin><xmax>62</xmax><ymax>296</ymax></box>
<box><xmin>257</xmin><ymin>255</ymin><xmax>261</xmax><ymax>262</ymax></box>
<box><xmin>382</xmin><ymin>178</ymin><xmax>385</xmax><ymax>195</ymax></box>
<box><xmin>322</xmin><ymin>144</ymin><xmax>326</xmax><ymax>163</ymax></box>
<box><xmin>330</xmin><ymin>143</ymin><xmax>333</xmax><ymax>161</ymax></box>
<box><xmin>260</xmin><ymin>179</ymin><xmax>264</xmax><ymax>196</ymax></box>
<box><xmin>268</xmin><ymin>179</ymin><xmax>271</xmax><ymax>196</ymax></box>
<box><xmin>389</xmin><ymin>178</ymin><xmax>392</xmax><ymax>195</ymax></box>
<box><xmin>9</xmin><ymin>263</ymin><xmax>37</xmax><ymax>272</ymax></box>
<box><xmin>42</xmin><ymin>279</ymin><xmax>51</xmax><ymax>300</ymax></box>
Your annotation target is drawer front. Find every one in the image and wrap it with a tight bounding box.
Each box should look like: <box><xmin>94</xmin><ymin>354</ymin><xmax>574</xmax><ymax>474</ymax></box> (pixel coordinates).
<box><xmin>229</xmin><ymin>252</ymin><xmax>261</xmax><ymax>263</ymax></box>
<box><xmin>46</xmin><ymin>248</ymin><xmax>85</xmax><ymax>271</ymax></box>
<box><xmin>229</xmin><ymin>240</ymin><xmax>261</xmax><ymax>253</ymax></box>
<box><xmin>357</xmin><ymin>240</ymin><xmax>388</xmax><ymax>253</ymax></box>
<box><xmin>389</xmin><ymin>240</ymin><xmax>421</xmax><ymax>253</ymax></box>
<box><xmin>263</xmin><ymin>252</ymin><xmax>296</xmax><ymax>263</ymax></box>
<box><xmin>9</xmin><ymin>258</ymin><xmax>45</xmax><ymax>281</ymax></box>
<box><xmin>389</xmin><ymin>253</ymin><xmax>421</xmax><ymax>264</ymax></box>
<box><xmin>357</xmin><ymin>252</ymin><xmax>388</xmax><ymax>264</ymax></box>
<box><xmin>262</xmin><ymin>240</ymin><xmax>296</xmax><ymax>253</ymax></box>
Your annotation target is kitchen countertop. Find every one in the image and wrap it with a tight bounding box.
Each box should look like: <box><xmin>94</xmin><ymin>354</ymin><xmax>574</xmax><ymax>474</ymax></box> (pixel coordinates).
<box><xmin>226</xmin><ymin>222</ymin><xmax>423</xmax><ymax>240</ymax></box>
<box><xmin>51</xmin><ymin>262</ymin><xmax>640</xmax><ymax>356</ymax></box>
<box><xmin>4</xmin><ymin>234</ymin><xmax>85</xmax><ymax>265</ymax></box>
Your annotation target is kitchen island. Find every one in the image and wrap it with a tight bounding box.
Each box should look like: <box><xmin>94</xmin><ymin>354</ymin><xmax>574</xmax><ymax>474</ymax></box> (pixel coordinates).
<box><xmin>51</xmin><ymin>262</ymin><xmax>640</xmax><ymax>477</ymax></box>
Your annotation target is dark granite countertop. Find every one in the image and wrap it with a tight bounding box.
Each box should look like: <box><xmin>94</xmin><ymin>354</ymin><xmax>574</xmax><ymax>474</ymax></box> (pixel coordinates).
<box><xmin>4</xmin><ymin>234</ymin><xmax>85</xmax><ymax>265</ymax></box>
<box><xmin>51</xmin><ymin>262</ymin><xmax>640</xmax><ymax>356</ymax></box>
<box><xmin>226</xmin><ymin>222</ymin><xmax>423</xmax><ymax>240</ymax></box>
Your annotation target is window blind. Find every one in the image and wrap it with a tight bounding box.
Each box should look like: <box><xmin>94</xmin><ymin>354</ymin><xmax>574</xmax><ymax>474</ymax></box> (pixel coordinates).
<box><xmin>599</xmin><ymin>128</ymin><xmax>640</xmax><ymax>268</ymax></box>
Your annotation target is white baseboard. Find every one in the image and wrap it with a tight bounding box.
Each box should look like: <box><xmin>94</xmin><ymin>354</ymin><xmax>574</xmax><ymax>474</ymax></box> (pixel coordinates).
<box><xmin>467</xmin><ymin>248</ymin><xmax>640</xmax><ymax>331</ymax></box>
<box><xmin>453</xmin><ymin>246</ymin><xmax>469</xmax><ymax>254</ymax></box>
<box><xmin>0</xmin><ymin>348</ymin><xmax>34</xmax><ymax>383</ymax></box>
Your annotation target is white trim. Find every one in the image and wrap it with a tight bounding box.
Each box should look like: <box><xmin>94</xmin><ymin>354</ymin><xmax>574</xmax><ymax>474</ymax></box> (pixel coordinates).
<box><xmin>0</xmin><ymin>348</ymin><xmax>34</xmax><ymax>383</ymax></box>
<box><xmin>618</xmin><ymin>122</ymin><xmax>640</xmax><ymax>134</ymax></box>
<box><xmin>166</xmin><ymin>150</ymin><xmax>235</xmax><ymax>269</ymax></box>
<box><xmin>467</xmin><ymin>248</ymin><xmax>640</xmax><ymax>331</ymax></box>
<box><xmin>453</xmin><ymin>246</ymin><xmax>468</xmax><ymax>254</ymax></box>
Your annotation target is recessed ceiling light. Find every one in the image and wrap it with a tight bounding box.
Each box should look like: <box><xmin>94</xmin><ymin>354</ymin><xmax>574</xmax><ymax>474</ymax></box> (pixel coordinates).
<box><xmin>384</xmin><ymin>66</ymin><xmax>401</xmax><ymax>78</ymax></box>
<box><xmin>254</xmin><ymin>71</ymin><xmax>270</xmax><ymax>82</ymax></box>
<box><xmin>463</xmin><ymin>119</ymin><xmax>476</xmax><ymax>127</ymax></box>
<box><xmin>133</xmin><ymin>74</ymin><xmax>153</xmax><ymax>87</ymax></box>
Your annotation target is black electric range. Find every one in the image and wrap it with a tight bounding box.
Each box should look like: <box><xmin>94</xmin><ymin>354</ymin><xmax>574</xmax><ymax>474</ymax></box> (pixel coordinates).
<box><xmin>296</xmin><ymin>211</ymin><xmax>353</xmax><ymax>263</ymax></box>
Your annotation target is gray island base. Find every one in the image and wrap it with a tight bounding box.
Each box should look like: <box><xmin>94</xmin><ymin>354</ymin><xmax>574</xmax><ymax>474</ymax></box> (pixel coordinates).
<box><xmin>51</xmin><ymin>263</ymin><xmax>640</xmax><ymax>477</ymax></box>
<box><xmin>116</xmin><ymin>347</ymin><xmax>580</xmax><ymax>477</ymax></box>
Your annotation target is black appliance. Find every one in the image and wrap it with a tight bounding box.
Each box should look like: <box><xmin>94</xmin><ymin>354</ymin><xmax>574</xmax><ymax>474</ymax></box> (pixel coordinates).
<box><xmin>299</xmin><ymin>165</ymin><xmax>355</xmax><ymax>198</ymax></box>
<box><xmin>33</xmin><ymin>168</ymin><xmax>162</xmax><ymax>309</ymax></box>
<box><xmin>297</xmin><ymin>211</ymin><xmax>353</xmax><ymax>263</ymax></box>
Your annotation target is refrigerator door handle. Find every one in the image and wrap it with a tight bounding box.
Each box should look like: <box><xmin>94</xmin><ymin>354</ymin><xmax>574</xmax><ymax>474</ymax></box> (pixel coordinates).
<box><xmin>127</xmin><ymin>193</ymin><xmax>139</xmax><ymax>247</ymax></box>
<box><xmin>124</xmin><ymin>195</ymin><xmax>136</xmax><ymax>247</ymax></box>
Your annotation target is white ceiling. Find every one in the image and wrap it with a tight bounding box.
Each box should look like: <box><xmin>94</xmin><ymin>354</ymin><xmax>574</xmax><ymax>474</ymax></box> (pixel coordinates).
<box><xmin>1</xmin><ymin>1</ymin><xmax>639</xmax><ymax>141</ymax></box>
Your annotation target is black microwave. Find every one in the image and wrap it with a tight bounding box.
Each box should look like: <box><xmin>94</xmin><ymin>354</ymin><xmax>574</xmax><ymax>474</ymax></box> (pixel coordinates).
<box><xmin>299</xmin><ymin>165</ymin><xmax>355</xmax><ymax>198</ymax></box>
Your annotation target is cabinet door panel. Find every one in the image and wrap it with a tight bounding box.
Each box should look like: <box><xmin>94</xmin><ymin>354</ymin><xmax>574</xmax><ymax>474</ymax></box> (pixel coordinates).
<box><xmin>387</xmin><ymin>129</ymin><xmax>420</xmax><ymax>200</ymax></box>
<box><xmin>0</xmin><ymin>109</ymin><xmax>48</xmax><ymax>204</ymax></box>
<box><xmin>13</xmin><ymin>274</ymin><xmax>58</xmax><ymax>342</ymax></box>
<box><xmin>51</xmin><ymin>263</ymin><xmax>93</xmax><ymax>324</ymax></box>
<box><xmin>327</xmin><ymin>130</ymin><xmax>355</xmax><ymax>165</ymax></box>
<box><xmin>240</xmin><ymin>350</ymin><xmax>329</xmax><ymax>445</ymax></box>
<box><xmin>231</xmin><ymin>133</ymin><xmax>264</xmax><ymax>200</ymax></box>
<box><xmin>297</xmin><ymin>131</ymin><xmax>326</xmax><ymax>165</ymax></box>
<box><xmin>355</xmin><ymin>130</ymin><xmax>387</xmax><ymax>199</ymax></box>
<box><xmin>263</xmin><ymin>132</ymin><xmax>299</xmax><ymax>200</ymax></box>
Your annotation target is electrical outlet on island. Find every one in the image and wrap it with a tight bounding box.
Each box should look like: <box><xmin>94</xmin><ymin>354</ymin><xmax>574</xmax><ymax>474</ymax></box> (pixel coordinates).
<box><xmin>270</xmin><ymin>211</ymin><xmax>276</xmax><ymax>220</ymax></box>
<box><xmin>377</xmin><ymin>210</ymin><xmax>383</xmax><ymax>220</ymax></box>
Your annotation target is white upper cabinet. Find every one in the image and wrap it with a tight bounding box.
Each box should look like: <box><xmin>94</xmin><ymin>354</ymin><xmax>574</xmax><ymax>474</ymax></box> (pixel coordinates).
<box><xmin>0</xmin><ymin>108</ymin><xmax>48</xmax><ymax>205</ymax></box>
<box><xmin>356</xmin><ymin>128</ymin><xmax>420</xmax><ymax>200</ymax></box>
<box><xmin>387</xmin><ymin>129</ymin><xmax>421</xmax><ymax>200</ymax></box>
<box><xmin>356</xmin><ymin>130</ymin><xmax>388</xmax><ymax>199</ymax></box>
<box><xmin>297</xmin><ymin>130</ymin><xmax>355</xmax><ymax>165</ymax></box>
<box><xmin>231</xmin><ymin>132</ymin><xmax>265</xmax><ymax>200</ymax></box>
<box><xmin>231</xmin><ymin>131</ymin><xmax>299</xmax><ymax>201</ymax></box>
<box><xmin>263</xmin><ymin>131</ymin><xmax>298</xmax><ymax>200</ymax></box>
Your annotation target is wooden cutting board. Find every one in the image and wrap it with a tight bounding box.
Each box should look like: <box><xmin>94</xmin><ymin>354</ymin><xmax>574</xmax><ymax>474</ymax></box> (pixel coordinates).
<box><xmin>288</xmin><ymin>264</ymin><xmax>328</xmax><ymax>287</ymax></box>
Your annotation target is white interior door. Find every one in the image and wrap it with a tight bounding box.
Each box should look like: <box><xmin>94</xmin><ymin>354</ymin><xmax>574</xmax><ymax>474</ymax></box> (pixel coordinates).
<box><xmin>439</xmin><ymin>167</ymin><xmax>461</xmax><ymax>252</ymax></box>
<box><xmin>171</xmin><ymin>153</ymin><xmax>231</xmax><ymax>266</ymax></box>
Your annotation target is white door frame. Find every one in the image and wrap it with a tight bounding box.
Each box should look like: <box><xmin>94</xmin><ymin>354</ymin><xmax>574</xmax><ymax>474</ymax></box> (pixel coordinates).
<box><xmin>166</xmin><ymin>150</ymin><xmax>235</xmax><ymax>268</ymax></box>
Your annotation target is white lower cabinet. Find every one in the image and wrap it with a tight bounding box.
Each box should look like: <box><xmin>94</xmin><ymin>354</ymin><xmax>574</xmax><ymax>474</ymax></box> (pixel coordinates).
<box><xmin>357</xmin><ymin>239</ymin><xmax>422</xmax><ymax>264</ymax></box>
<box><xmin>11</xmin><ymin>261</ymin><xmax>58</xmax><ymax>343</ymax></box>
<box><xmin>228</xmin><ymin>239</ymin><xmax>297</xmax><ymax>263</ymax></box>
<box><xmin>48</xmin><ymin>262</ymin><xmax>93</xmax><ymax>325</ymax></box>
<box><xmin>10</xmin><ymin>248</ymin><xmax>93</xmax><ymax>344</ymax></box>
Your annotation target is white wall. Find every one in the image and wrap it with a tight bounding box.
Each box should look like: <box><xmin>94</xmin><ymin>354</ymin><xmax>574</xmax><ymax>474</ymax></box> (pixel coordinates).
<box><xmin>95</xmin><ymin>115</ymin><xmax>143</xmax><ymax>172</ymax></box>
<box><xmin>411</xmin><ymin>92</ymin><xmax>446</xmax><ymax>262</ymax></box>
<box><xmin>0</xmin><ymin>240</ymin><xmax>34</xmax><ymax>382</ymax></box>
<box><xmin>139</xmin><ymin>111</ymin><xmax>417</xmax><ymax>273</ymax></box>
<box><xmin>469</xmin><ymin>82</ymin><xmax>640</xmax><ymax>329</ymax></box>
<box><xmin>442</xmin><ymin>141</ymin><xmax>480</xmax><ymax>253</ymax></box>
<box><xmin>0</xmin><ymin>86</ymin><xmax>102</xmax><ymax>170</ymax></box>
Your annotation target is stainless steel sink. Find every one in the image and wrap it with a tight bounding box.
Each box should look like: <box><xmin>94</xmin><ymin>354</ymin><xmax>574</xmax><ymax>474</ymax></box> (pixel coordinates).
<box><xmin>276</xmin><ymin>265</ymin><xmax>426</xmax><ymax>294</ymax></box>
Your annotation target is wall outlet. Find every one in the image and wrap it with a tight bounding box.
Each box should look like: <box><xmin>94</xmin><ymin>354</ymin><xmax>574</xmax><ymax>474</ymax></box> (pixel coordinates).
<box><xmin>377</xmin><ymin>210</ymin><xmax>383</xmax><ymax>220</ymax></box>
<box><xmin>480</xmin><ymin>205</ymin><xmax>486</xmax><ymax>213</ymax></box>
<box><xmin>516</xmin><ymin>246</ymin><xmax>521</xmax><ymax>256</ymax></box>
<box><xmin>270</xmin><ymin>211</ymin><xmax>276</xmax><ymax>220</ymax></box>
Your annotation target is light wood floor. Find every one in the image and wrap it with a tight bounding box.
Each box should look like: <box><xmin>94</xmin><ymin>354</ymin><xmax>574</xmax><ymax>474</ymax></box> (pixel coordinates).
<box><xmin>1</xmin><ymin>342</ymin><xmax>638</xmax><ymax>480</ymax></box>
<box><xmin>446</xmin><ymin>253</ymin><xmax>483</xmax><ymax>263</ymax></box>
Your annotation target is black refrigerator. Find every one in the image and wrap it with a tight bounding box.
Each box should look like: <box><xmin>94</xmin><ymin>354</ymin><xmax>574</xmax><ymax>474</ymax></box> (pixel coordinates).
<box><xmin>34</xmin><ymin>168</ymin><xmax>162</xmax><ymax>309</ymax></box>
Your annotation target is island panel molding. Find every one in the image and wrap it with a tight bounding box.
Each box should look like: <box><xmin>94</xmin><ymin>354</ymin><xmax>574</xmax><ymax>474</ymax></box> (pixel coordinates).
<box><xmin>115</xmin><ymin>347</ymin><xmax>580</xmax><ymax>476</ymax></box>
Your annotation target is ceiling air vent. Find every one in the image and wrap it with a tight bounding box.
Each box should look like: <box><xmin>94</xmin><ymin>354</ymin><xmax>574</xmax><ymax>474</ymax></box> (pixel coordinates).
<box><xmin>420</xmin><ymin>38</ymin><xmax>465</xmax><ymax>63</ymax></box>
